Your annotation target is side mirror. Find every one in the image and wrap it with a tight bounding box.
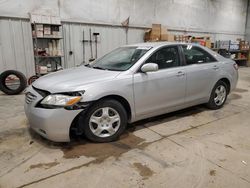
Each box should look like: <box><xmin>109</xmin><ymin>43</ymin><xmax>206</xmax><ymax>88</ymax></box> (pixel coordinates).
<box><xmin>141</xmin><ymin>63</ymin><xmax>158</xmax><ymax>73</ymax></box>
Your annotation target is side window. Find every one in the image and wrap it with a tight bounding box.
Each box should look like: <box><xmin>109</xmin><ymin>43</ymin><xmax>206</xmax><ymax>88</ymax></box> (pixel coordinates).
<box><xmin>145</xmin><ymin>46</ymin><xmax>180</xmax><ymax>69</ymax></box>
<box><xmin>182</xmin><ymin>45</ymin><xmax>217</xmax><ymax>65</ymax></box>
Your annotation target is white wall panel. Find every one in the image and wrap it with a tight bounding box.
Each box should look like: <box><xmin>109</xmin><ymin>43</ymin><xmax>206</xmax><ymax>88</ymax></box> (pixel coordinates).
<box><xmin>0</xmin><ymin>19</ymin><xmax>35</xmax><ymax>77</ymax></box>
<box><xmin>62</xmin><ymin>23</ymin><xmax>145</xmax><ymax>68</ymax></box>
<box><xmin>0</xmin><ymin>18</ymin><xmax>144</xmax><ymax>75</ymax></box>
<box><xmin>0</xmin><ymin>0</ymin><xmax>248</xmax><ymax>75</ymax></box>
<box><xmin>0</xmin><ymin>0</ymin><xmax>247</xmax><ymax>36</ymax></box>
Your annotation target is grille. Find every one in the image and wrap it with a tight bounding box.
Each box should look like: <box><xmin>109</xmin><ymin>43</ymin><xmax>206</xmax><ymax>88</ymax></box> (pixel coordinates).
<box><xmin>25</xmin><ymin>92</ymin><xmax>37</xmax><ymax>104</ymax></box>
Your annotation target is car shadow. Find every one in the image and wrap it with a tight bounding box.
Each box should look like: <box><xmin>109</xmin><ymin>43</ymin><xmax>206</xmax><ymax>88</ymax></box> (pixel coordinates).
<box><xmin>129</xmin><ymin>104</ymin><xmax>205</xmax><ymax>130</ymax></box>
<box><xmin>28</xmin><ymin>103</ymin><xmax>231</xmax><ymax>162</ymax></box>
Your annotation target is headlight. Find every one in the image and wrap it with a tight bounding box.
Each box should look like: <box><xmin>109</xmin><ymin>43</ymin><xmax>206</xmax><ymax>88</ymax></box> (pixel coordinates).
<box><xmin>41</xmin><ymin>94</ymin><xmax>82</xmax><ymax>107</ymax></box>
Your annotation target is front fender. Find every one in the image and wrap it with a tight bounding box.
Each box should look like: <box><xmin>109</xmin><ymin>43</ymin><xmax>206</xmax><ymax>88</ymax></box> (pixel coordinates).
<box><xmin>81</xmin><ymin>76</ymin><xmax>136</xmax><ymax>122</ymax></box>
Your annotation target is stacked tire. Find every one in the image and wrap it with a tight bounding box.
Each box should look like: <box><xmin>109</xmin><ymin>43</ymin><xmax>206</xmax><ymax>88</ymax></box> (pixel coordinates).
<box><xmin>0</xmin><ymin>70</ymin><xmax>27</xmax><ymax>95</ymax></box>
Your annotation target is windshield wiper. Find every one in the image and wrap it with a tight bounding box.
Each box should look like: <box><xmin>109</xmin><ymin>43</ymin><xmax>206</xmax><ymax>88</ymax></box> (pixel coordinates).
<box><xmin>92</xmin><ymin>66</ymin><xmax>120</xmax><ymax>71</ymax></box>
<box><xmin>92</xmin><ymin>66</ymin><xmax>107</xmax><ymax>70</ymax></box>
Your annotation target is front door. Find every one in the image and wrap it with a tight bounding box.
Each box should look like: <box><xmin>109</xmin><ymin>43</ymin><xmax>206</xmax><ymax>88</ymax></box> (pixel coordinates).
<box><xmin>133</xmin><ymin>45</ymin><xmax>186</xmax><ymax>119</ymax></box>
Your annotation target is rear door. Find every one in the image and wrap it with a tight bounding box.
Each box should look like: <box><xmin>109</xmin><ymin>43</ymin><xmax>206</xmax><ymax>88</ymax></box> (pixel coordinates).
<box><xmin>133</xmin><ymin>45</ymin><xmax>186</xmax><ymax>119</ymax></box>
<box><xmin>181</xmin><ymin>45</ymin><xmax>219</xmax><ymax>103</ymax></box>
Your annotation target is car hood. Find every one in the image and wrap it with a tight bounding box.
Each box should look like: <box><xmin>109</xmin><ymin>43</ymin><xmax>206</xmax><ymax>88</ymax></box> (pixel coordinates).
<box><xmin>32</xmin><ymin>66</ymin><xmax>121</xmax><ymax>93</ymax></box>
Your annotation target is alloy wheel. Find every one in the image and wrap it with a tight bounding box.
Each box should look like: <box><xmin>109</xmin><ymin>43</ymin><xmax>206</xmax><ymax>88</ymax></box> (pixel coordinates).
<box><xmin>214</xmin><ymin>85</ymin><xmax>226</xmax><ymax>106</ymax></box>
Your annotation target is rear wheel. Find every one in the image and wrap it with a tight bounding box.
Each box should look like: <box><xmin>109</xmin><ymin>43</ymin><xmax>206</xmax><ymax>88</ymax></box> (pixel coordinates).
<box><xmin>79</xmin><ymin>99</ymin><xmax>127</xmax><ymax>142</ymax></box>
<box><xmin>206</xmin><ymin>80</ymin><xmax>228</xmax><ymax>110</ymax></box>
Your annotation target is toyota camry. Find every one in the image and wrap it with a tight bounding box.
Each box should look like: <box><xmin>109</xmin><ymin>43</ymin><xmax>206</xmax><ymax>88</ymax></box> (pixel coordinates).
<box><xmin>24</xmin><ymin>42</ymin><xmax>238</xmax><ymax>142</ymax></box>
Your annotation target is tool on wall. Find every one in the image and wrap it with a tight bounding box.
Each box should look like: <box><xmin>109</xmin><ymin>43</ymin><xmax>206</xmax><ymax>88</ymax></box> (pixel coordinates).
<box><xmin>89</xmin><ymin>28</ymin><xmax>95</xmax><ymax>62</ymax></box>
<box><xmin>82</xmin><ymin>29</ymin><xmax>100</xmax><ymax>63</ymax></box>
<box><xmin>82</xmin><ymin>30</ymin><xmax>86</xmax><ymax>64</ymax></box>
<box><xmin>93</xmin><ymin>32</ymin><xmax>100</xmax><ymax>59</ymax></box>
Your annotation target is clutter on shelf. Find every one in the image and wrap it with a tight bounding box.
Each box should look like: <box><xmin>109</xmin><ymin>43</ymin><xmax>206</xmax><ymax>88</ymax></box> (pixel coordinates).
<box><xmin>29</xmin><ymin>13</ymin><xmax>64</xmax><ymax>84</ymax></box>
<box><xmin>213</xmin><ymin>39</ymin><xmax>250</xmax><ymax>66</ymax></box>
<box><xmin>144</xmin><ymin>24</ymin><xmax>250</xmax><ymax>66</ymax></box>
<box><xmin>34</xmin><ymin>39</ymin><xmax>62</xmax><ymax>57</ymax></box>
<box><xmin>144</xmin><ymin>24</ymin><xmax>211</xmax><ymax>48</ymax></box>
<box><xmin>32</xmin><ymin>24</ymin><xmax>62</xmax><ymax>38</ymax></box>
<box><xmin>191</xmin><ymin>36</ymin><xmax>212</xmax><ymax>48</ymax></box>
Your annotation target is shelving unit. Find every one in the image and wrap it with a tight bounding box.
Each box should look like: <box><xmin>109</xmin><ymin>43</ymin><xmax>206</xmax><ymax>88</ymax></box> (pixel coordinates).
<box><xmin>29</xmin><ymin>13</ymin><xmax>64</xmax><ymax>78</ymax></box>
<box><xmin>228</xmin><ymin>49</ymin><xmax>249</xmax><ymax>67</ymax></box>
<box><xmin>32</xmin><ymin>22</ymin><xmax>64</xmax><ymax>76</ymax></box>
<box><xmin>213</xmin><ymin>40</ymin><xmax>250</xmax><ymax>66</ymax></box>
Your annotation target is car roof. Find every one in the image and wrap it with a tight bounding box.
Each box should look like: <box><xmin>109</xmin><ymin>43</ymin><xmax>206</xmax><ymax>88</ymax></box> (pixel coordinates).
<box><xmin>124</xmin><ymin>42</ymin><xmax>201</xmax><ymax>48</ymax></box>
<box><xmin>122</xmin><ymin>42</ymin><xmax>226</xmax><ymax>62</ymax></box>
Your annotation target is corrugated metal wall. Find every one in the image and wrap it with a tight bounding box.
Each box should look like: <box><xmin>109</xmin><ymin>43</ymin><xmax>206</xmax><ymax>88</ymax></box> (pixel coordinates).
<box><xmin>0</xmin><ymin>18</ymin><xmax>35</xmax><ymax>77</ymax></box>
<box><xmin>0</xmin><ymin>17</ymin><xmax>245</xmax><ymax>77</ymax></box>
<box><xmin>62</xmin><ymin>23</ymin><xmax>145</xmax><ymax>68</ymax></box>
<box><xmin>0</xmin><ymin>18</ymin><xmax>145</xmax><ymax>76</ymax></box>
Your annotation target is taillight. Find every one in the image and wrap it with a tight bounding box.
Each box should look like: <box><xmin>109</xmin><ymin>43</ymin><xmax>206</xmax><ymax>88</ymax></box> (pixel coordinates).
<box><xmin>233</xmin><ymin>63</ymin><xmax>238</xmax><ymax>70</ymax></box>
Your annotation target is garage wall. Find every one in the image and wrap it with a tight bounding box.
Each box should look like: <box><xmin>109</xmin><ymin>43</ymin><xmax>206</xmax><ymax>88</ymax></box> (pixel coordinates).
<box><xmin>62</xmin><ymin>23</ymin><xmax>145</xmax><ymax>68</ymax></box>
<box><xmin>0</xmin><ymin>18</ymin><xmax>145</xmax><ymax>74</ymax></box>
<box><xmin>0</xmin><ymin>0</ymin><xmax>248</xmax><ymax>75</ymax></box>
<box><xmin>0</xmin><ymin>0</ymin><xmax>247</xmax><ymax>38</ymax></box>
<box><xmin>0</xmin><ymin>18</ymin><xmax>35</xmax><ymax>77</ymax></box>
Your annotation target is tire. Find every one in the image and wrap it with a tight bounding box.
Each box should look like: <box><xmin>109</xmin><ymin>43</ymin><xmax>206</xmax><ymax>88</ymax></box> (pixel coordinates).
<box><xmin>79</xmin><ymin>99</ymin><xmax>128</xmax><ymax>142</ymax></box>
<box><xmin>28</xmin><ymin>75</ymin><xmax>39</xmax><ymax>85</ymax></box>
<box><xmin>0</xmin><ymin>70</ymin><xmax>27</xmax><ymax>95</ymax></box>
<box><xmin>206</xmin><ymin>80</ymin><xmax>228</xmax><ymax>110</ymax></box>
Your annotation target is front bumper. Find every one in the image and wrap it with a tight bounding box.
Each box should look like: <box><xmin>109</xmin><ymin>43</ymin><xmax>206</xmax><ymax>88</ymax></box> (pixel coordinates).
<box><xmin>24</xmin><ymin>86</ymin><xmax>82</xmax><ymax>142</ymax></box>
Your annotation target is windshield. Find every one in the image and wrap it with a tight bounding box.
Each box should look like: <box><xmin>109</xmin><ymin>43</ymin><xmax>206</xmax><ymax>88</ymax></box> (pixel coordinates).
<box><xmin>90</xmin><ymin>46</ymin><xmax>151</xmax><ymax>71</ymax></box>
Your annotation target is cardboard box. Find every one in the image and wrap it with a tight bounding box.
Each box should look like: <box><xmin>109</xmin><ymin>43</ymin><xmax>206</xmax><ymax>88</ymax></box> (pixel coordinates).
<box><xmin>144</xmin><ymin>25</ymin><xmax>161</xmax><ymax>41</ymax></box>
<box><xmin>160</xmin><ymin>34</ymin><xmax>168</xmax><ymax>41</ymax></box>
<box><xmin>160</xmin><ymin>26</ymin><xmax>168</xmax><ymax>41</ymax></box>
<box><xmin>36</xmin><ymin>31</ymin><xmax>43</xmax><ymax>37</ymax></box>
<box><xmin>151</xmin><ymin>24</ymin><xmax>161</xmax><ymax>37</ymax></box>
<box><xmin>174</xmin><ymin>35</ymin><xmax>191</xmax><ymax>42</ymax></box>
<box><xmin>205</xmin><ymin>39</ymin><xmax>211</xmax><ymax>48</ymax></box>
<box><xmin>43</xmin><ymin>25</ymin><xmax>51</xmax><ymax>35</ymax></box>
<box><xmin>36</xmin><ymin>24</ymin><xmax>43</xmax><ymax>30</ymax></box>
<box><xmin>161</xmin><ymin>26</ymin><xmax>168</xmax><ymax>34</ymax></box>
<box><xmin>168</xmin><ymin>34</ymin><xmax>175</xmax><ymax>42</ymax></box>
<box><xmin>144</xmin><ymin>24</ymin><xmax>175</xmax><ymax>42</ymax></box>
<box><xmin>36</xmin><ymin>24</ymin><xmax>43</xmax><ymax>37</ymax></box>
<box><xmin>161</xmin><ymin>34</ymin><xmax>175</xmax><ymax>42</ymax></box>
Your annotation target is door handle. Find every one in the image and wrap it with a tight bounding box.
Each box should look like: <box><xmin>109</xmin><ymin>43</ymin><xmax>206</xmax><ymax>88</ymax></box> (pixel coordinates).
<box><xmin>213</xmin><ymin>65</ymin><xmax>219</xmax><ymax>70</ymax></box>
<box><xmin>176</xmin><ymin>71</ymin><xmax>185</xmax><ymax>77</ymax></box>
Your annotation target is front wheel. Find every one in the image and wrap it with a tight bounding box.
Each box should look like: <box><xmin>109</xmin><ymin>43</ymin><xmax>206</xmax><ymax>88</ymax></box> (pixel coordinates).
<box><xmin>79</xmin><ymin>99</ymin><xmax>128</xmax><ymax>142</ymax></box>
<box><xmin>206</xmin><ymin>81</ymin><xmax>228</xmax><ymax>110</ymax></box>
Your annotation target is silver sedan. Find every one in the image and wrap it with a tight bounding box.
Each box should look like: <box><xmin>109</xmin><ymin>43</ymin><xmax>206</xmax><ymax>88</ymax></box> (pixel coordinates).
<box><xmin>24</xmin><ymin>42</ymin><xmax>238</xmax><ymax>142</ymax></box>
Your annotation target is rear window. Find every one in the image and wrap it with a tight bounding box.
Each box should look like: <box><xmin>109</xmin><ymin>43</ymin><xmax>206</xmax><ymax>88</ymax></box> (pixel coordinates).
<box><xmin>182</xmin><ymin>45</ymin><xmax>217</xmax><ymax>65</ymax></box>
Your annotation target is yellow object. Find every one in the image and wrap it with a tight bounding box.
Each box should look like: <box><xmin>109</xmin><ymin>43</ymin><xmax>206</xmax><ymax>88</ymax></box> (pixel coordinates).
<box><xmin>66</xmin><ymin>96</ymin><xmax>81</xmax><ymax>106</ymax></box>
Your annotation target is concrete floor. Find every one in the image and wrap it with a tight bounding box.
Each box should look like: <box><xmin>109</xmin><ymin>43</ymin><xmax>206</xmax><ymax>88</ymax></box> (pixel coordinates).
<box><xmin>0</xmin><ymin>68</ymin><xmax>250</xmax><ymax>188</ymax></box>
